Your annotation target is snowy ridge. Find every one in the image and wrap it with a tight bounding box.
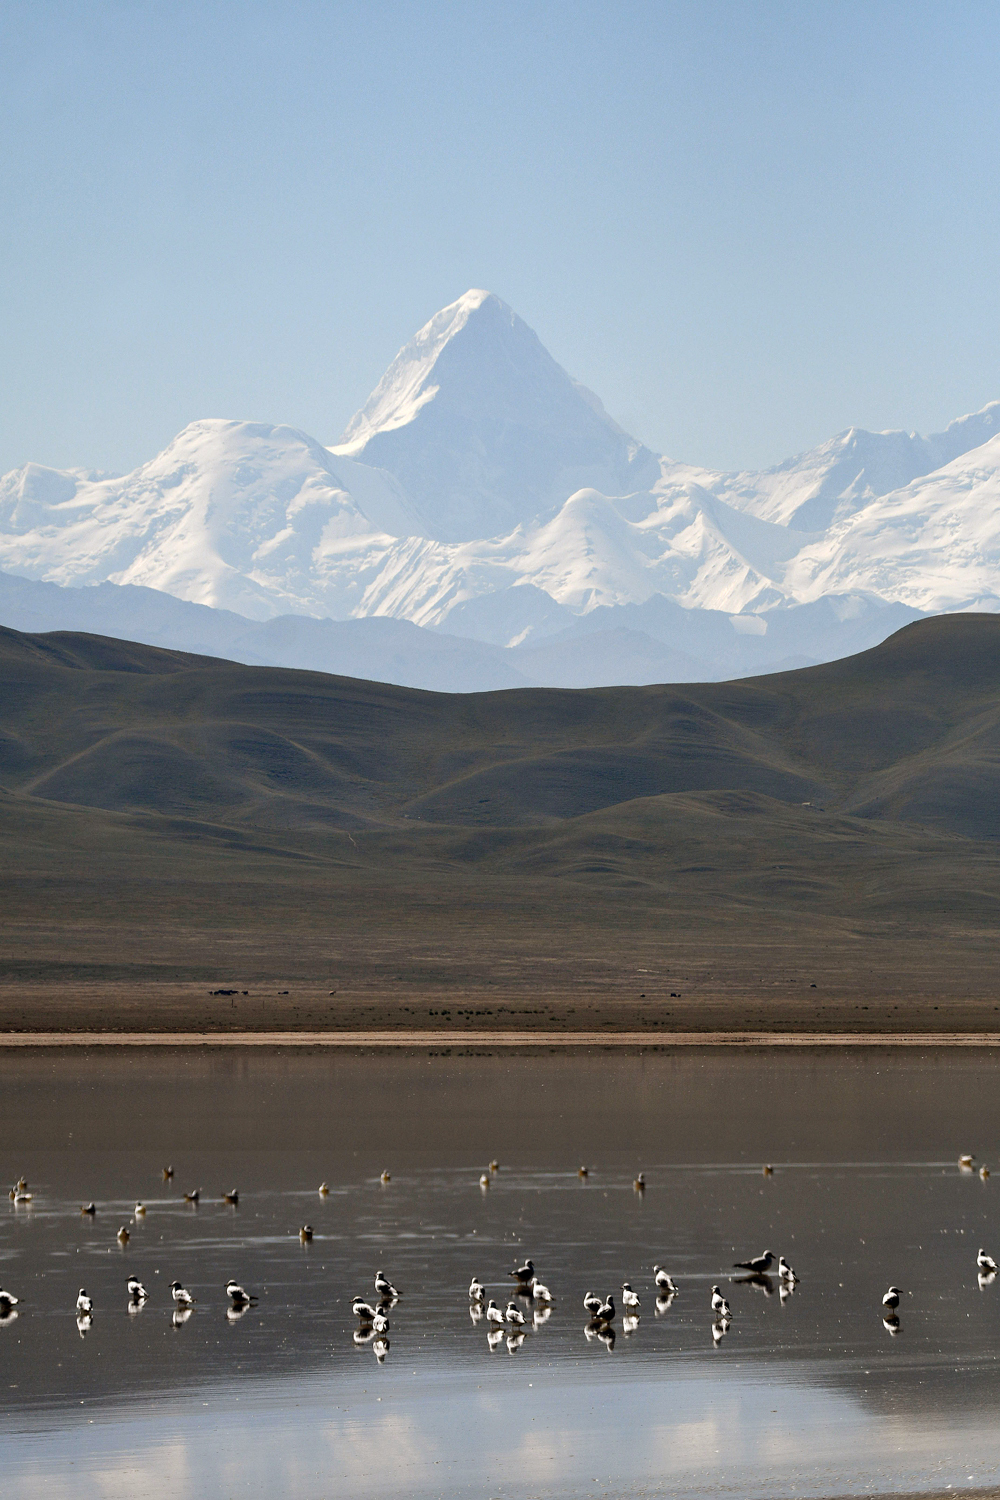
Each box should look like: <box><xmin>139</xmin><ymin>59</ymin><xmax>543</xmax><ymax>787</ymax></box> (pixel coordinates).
<box><xmin>0</xmin><ymin>289</ymin><xmax>999</xmax><ymax>686</ymax></box>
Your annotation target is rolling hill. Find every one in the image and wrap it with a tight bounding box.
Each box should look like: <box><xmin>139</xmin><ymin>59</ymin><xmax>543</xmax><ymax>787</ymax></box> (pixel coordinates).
<box><xmin>1</xmin><ymin>614</ymin><xmax>1000</xmax><ymax>1032</ymax></box>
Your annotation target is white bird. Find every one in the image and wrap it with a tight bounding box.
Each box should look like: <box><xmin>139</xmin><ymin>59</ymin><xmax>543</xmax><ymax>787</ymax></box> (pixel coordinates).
<box><xmin>711</xmin><ymin>1285</ymin><xmax>731</xmax><ymax>1319</ymax></box>
<box><xmin>505</xmin><ymin>1301</ymin><xmax>526</xmax><ymax>1327</ymax></box>
<box><xmin>653</xmin><ymin>1265</ymin><xmax>677</xmax><ymax>1294</ymax></box>
<box><xmin>226</xmin><ymin>1279</ymin><xmax>256</xmax><ymax>1306</ymax></box>
<box><xmin>134</xmin><ymin>1202</ymin><xmax>146</xmax><ymax>1217</ymax></box>
<box><xmin>596</xmin><ymin>1293</ymin><xmax>616</xmax><ymax>1322</ymax></box>
<box><xmin>318</xmin><ymin>1182</ymin><xmax>330</xmax><ymax>1196</ymax></box>
<box><xmin>978</xmin><ymin>1249</ymin><xmax>998</xmax><ymax>1274</ymax></box>
<box><xmin>882</xmin><ymin>1286</ymin><xmax>902</xmax><ymax>1312</ymax></box>
<box><xmin>353</xmin><ymin>1296</ymin><xmax>377</xmax><ymax>1321</ymax></box>
<box><xmin>170</xmin><ymin>1281</ymin><xmax>195</xmax><ymax>1307</ymax></box>
<box><xmin>127</xmin><ymin>1276</ymin><xmax>147</xmax><ymax>1302</ymax></box>
<box><xmin>622</xmin><ymin>1282</ymin><xmax>640</xmax><ymax>1310</ymax></box>
<box><xmin>959</xmin><ymin>1154</ymin><xmax>975</xmax><ymax>1169</ymax></box>
<box><xmin>486</xmin><ymin>1299</ymin><xmax>505</xmax><ymax>1326</ymax></box>
<box><xmin>374</xmin><ymin>1270</ymin><xmax>398</xmax><ymax>1299</ymax></box>
<box><xmin>583</xmin><ymin>1291</ymin><xmax>603</xmax><ymax>1317</ymax></box>
<box><xmin>479</xmin><ymin>1174</ymin><xmax>490</xmax><ymax>1189</ymax></box>
<box><xmin>778</xmin><ymin>1256</ymin><xmax>798</xmax><ymax>1282</ymax></box>
<box><xmin>0</xmin><ymin>1288</ymin><xmax>19</xmax><ymax>1309</ymax></box>
<box><xmin>469</xmin><ymin>1276</ymin><xmax>485</xmax><ymax>1301</ymax></box>
<box><xmin>76</xmin><ymin>1288</ymin><xmax>93</xmax><ymax>1315</ymax></box>
<box><xmin>529</xmin><ymin>1276</ymin><xmax>553</xmax><ymax>1301</ymax></box>
<box><xmin>372</xmin><ymin>1309</ymin><xmax>389</xmax><ymax>1335</ymax></box>
<box><xmin>116</xmin><ymin>1225</ymin><xmax>130</xmax><ymax>1243</ymax></box>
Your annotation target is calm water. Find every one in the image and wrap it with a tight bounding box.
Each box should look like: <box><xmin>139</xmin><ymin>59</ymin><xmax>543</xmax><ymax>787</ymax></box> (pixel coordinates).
<box><xmin>2</xmin><ymin>1045</ymin><xmax>1000</xmax><ymax>1498</ymax></box>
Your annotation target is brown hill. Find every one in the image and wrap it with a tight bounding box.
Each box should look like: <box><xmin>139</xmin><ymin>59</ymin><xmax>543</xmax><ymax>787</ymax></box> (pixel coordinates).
<box><xmin>1</xmin><ymin>614</ymin><xmax>999</xmax><ymax>1032</ymax></box>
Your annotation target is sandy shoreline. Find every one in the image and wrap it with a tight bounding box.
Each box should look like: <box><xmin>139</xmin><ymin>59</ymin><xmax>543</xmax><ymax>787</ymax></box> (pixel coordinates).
<box><xmin>4</xmin><ymin>1028</ymin><xmax>1000</xmax><ymax>1046</ymax></box>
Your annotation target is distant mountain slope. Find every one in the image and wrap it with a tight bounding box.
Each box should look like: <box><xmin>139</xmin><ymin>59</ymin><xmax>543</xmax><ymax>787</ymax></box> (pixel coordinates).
<box><xmin>0</xmin><ymin>290</ymin><xmax>998</xmax><ymax>690</ymax></box>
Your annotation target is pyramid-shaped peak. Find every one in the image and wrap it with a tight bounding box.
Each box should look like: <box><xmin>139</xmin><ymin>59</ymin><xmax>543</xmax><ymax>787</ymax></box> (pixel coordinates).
<box><xmin>334</xmin><ymin>292</ymin><xmax>658</xmax><ymax>543</ymax></box>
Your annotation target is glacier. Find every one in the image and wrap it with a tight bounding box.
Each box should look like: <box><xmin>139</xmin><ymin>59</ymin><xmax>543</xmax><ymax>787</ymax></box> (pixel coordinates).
<box><xmin>1</xmin><ymin>288</ymin><xmax>999</xmax><ymax>688</ymax></box>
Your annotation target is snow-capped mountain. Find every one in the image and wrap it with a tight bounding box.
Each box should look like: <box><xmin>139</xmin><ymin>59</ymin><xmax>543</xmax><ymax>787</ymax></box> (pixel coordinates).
<box><xmin>0</xmin><ymin>288</ymin><xmax>998</xmax><ymax>688</ymax></box>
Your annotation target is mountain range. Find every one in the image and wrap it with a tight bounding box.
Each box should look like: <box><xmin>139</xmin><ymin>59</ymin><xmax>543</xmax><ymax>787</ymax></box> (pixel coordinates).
<box><xmin>2</xmin><ymin>288</ymin><xmax>999</xmax><ymax>688</ymax></box>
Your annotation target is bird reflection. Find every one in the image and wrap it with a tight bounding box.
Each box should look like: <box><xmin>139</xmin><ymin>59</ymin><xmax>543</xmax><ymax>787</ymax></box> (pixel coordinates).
<box><xmin>532</xmin><ymin>1305</ymin><xmax>552</xmax><ymax>1328</ymax></box>
<box><xmin>779</xmin><ymin>1281</ymin><xmax>796</xmax><ymax>1305</ymax></box>
<box><xmin>712</xmin><ymin>1319</ymin><xmax>729</xmax><ymax>1346</ymax></box>
<box><xmin>487</xmin><ymin>1327</ymin><xmax>504</xmax><ymax>1351</ymax></box>
<box><xmin>732</xmin><ymin>1273</ymin><xmax>775</xmax><ymax>1297</ymax></box>
<box><xmin>597</xmin><ymin>1327</ymin><xmax>615</xmax><ymax>1352</ymax></box>
<box><xmin>353</xmin><ymin>1326</ymin><xmax>376</xmax><ymax>1346</ymax></box>
<box><xmin>655</xmin><ymin>1293</ymin><xmax>676</xmax><ymax>1316</ymax></box>
<box><xmin>622</xmin><ymin>1313</ymin><xmax>640</xmax><ymax>1336</ymax></box>
<box><xmin>77</xmin><ymin>1313</ymin><xmax>92</xmax><ymax>1338</ymax></box>
<box><xmin>226</xmin><ymin>1303</ymin><xmax>249</xmax><ymax>1323</ymax></box>
<box><xmin>0</xmin><ymin>1307</ymin><xmax>19</xmax><ymax>1327</ymax></box>
<box><xmin>979</xmin><ymin>1270</ymin><xmax>997</xmax><ymax>1291</ymax></box>
<box><xmin>469</xmin><ymin>1303</ymin><xmax>483</xmax><ymax>1324</ymax></box>
<box><xmin>373</xmin><ymin>1336</ymin><xmax>389</xmax><ymax>1363</ymax></box>
<box><xmin>506</xmin><ymin>1331</ymin><xmax>526</xmax><ymax>1353</ymax></box>
<box><xmin>882</xmin><ymin>1314</ymin><xmax>901</xmax><ymax>1336</ymax></box>
<box><xmin>172</xmin><ymin>1307</ymin><xmax>193</xmax><ymax>1329</ymax></box>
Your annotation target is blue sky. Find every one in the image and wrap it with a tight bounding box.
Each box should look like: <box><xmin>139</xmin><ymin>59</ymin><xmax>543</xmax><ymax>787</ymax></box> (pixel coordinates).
<box><xmin>2</xmin><ymin>0</ymin><xmax>998</xmax><ymax>476</ymax></box>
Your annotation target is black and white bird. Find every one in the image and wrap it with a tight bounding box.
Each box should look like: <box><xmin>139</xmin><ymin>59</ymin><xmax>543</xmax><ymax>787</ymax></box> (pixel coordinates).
<box><xmin>882</xmin><ymin>1286</ymin><xmax>902</xmax><ymax>1312</ymax></box>
<box><xmin>509</xmin><ymin>1259</ymin><xmax>535</xmax><ymax>1285</ymax></box>
<box><xmin>505</xmin><ymin>1301</ymin><xmax>526</xmax><ymax>1327</ymax></box>
<box><xmin>127</xmin><ymin>1276</ymin><xmax>147</xmax><ymax>1302</ymax></box>
<box><xmin>76</xmin><ymin>1288</ymin><xmax>93</xmax><ymax>1315</ymax></box>
<box><xmin>353</xmin><ymin>1296</ymin><xmax>377</xmax><ymax>1322</ymax></box>
<box><xmin>469</xmin><ymin>1277</ymin><xmax>485</xmax><ymax>1301</ymax></box>
<box><xmin>226</xmin><ymin>1279</ymin><xmax>256</xmax><ymax>1306</ymax></box>
<box><xmin>711</xmin><ymin>1285</ymin><xmax>731</xmax><ymax>1319</ymax></box>
<box><xmin>170</xmin><ymin>1280</ymin><xmax>195</xmax><ymax>1307</ymax></box>
<box><xmin>622</xmin><ymin>1282</ymin><xmax>641</xmax><ymax>1310</ymax></box>
<box><xmin>184</xmin><ymin>1189</ymin><xmax>200</xmax><ymax>1203</ymax></box>
<box><xmin>0</xmin><ymin>1287</ymin><xmax>19</xmax><ymax>1309</ymax></box>
<box><xmin>653</xmin><ymin>1266</ymin><xmax>677</xmax><ymax>1294</ymax></box>
<box><xmin>117</xmin><ymin>1225</ymin><xmax>130</xmax><ymax>1243</ymax></box>
<box><xmin>486</xmin><ymin>1299</ymin><xmax>505</xmax><ymax>1326</ymax></box>
<box><xmin>372</xmin><ymin>1309</ymin><xmax>390</xmax><ymax>1335</ymax></box>
<box><xmin>778</xmin><ymin>1256</ymin><xmax>799</xmax><ymax>1283</ymax></box>
<box><xmin>81</xmin><ymin>1203</ymin><xmax>96</xmax><ymax>1216</ymax></box>
<box><xmin>223</xmin><ymin>1189</ymin><xmax>239</xmax><ymax>1205</ymax></box>
<box><xmin>596</xmin><ymin>1293</ymin><xmax>616</xmax><ymax>1322</ymax></box>
<box><xmin>299</xmin><ymin>1225</ymin><xmax>313</xmax><ymax>1242</ymax></box>
<box><xmin>374</xmin><ymin>1270</ymin><xmax>399</xmax><ymax>1299</ymax></box>
<box><xmin>978</xmin><ymin>1249</ymin><xmax>998</xmax><ymax>1274</ymax></box>
<box><xmin>734</xmin><ymin>1250</ymin><xmax>774</xmax><ymax>1274</ymax></box>
<box><xmin>134</xmin><ymin>1202</ymin><xmax>146</xmax><ymax>1217</ymax></box>
<box><xmin>529</xmin><ymin>1276</ymin><xmax>553</xmax><ymax>1302</ymax></box>
<box><xmin>583</xmin><ymin>1291</ymin><xmax>603</xmax><ymax>1318</ymax></box>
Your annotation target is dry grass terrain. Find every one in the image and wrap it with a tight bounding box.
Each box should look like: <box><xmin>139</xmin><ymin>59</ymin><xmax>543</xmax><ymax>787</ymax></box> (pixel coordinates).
<box><xmin>1</xmin><ymin>614</ymin><xmax>999</xmax><ymax>1032</ymax></box>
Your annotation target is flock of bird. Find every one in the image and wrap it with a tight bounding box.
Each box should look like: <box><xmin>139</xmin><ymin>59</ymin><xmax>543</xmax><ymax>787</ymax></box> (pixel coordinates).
<box><xmin>3</xmin><ymin>1154</ymin><xmax>996</xmax><ymax>1358</ymax></box>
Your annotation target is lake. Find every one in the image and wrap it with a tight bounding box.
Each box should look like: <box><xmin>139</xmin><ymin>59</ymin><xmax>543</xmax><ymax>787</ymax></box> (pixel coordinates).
<box><xmin>2</xmin><ymin>1044</ymin><xmax>1000</xmax><ymax>1498</ymax></box>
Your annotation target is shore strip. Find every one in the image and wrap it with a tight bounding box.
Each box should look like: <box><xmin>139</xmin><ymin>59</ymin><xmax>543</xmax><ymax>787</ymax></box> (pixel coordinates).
<box><xmin>3</xmin><ymin>1029</ymin><xmax>1000</xmax><ymax>1047</ymax></box>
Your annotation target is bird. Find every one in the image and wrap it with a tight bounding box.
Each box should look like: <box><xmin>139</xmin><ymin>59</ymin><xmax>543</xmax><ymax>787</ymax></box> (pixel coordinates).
<box><xmin>633</xmin><ymin>1173</ymin><xmax>646</xmax><ymax>1191</ymax></box>
<box><xmin>622</xmin><ymin>1282</ymin><xmax>641</xmax><ymax>1310</ymax></box>
<box><xmin>318</xmin><ymin>1182</ymin><xmax>330</xmax><ymax>1196</ymax></box>
<box><xmin>505</xmin><ymin>1301</ymin><xmax>526</xmax><ymax>1327</ymax></box>
<box><xmin>479</xmin><ymin>1174</ymin><xmax>490</xmax><ymax>1189</ymax></box>
<box><xmin>134</xmin><ymin>1201</ymin><xmax>146</xmax><ymax>1217</ymax></box>
<box><xmin>509</xmin><ymin>1258</ymin><xmax>534</xmax><ymax>1285</ymax></box>
<box><xmin>0</xmin><ymin>1288</ymin><xmax>20</xmax><ymax>1310</ymax></box>
<box><xmin>76</xmin><ymin>1288</ymin><xmax>93</xmax><ymax>1316</ymax></box>
<box><xmin>116</xmin><ymin>1225</ymin><xmax>130</xmax><ymax>1244</ymax></box>
<box><xmin>183</xmin><ymin>1188</ymin><xmax>200</xmax><ymax>1203</ymax></box>
<box><xmin>81</xmin><ymin>1203</ymin><xmax>96</xmax><ymax>1216</ymax></box>
<box><xmin>372</xmin><ymin>1309</ymin><xmax>389</xmax><ymax>1335</ymax></box>
<box><xmin>882</xmin><ymin>1286</ymin><xmax>902</xmax><ymax>1312</ymax></box>
<box><xmin>353</xmin><ymin>1296</ymin><xmax>377</xmax><ymax>1322</ymax></box>
<box><xmin>15</xmin><ymin>1176</ymin><xmax>27</xmax><ymax>1191</ymax></box>
<box><xmin>711</xmin><ymin>1285</ymin><xmax>731</xmax><ymax>1319</ymax></box>
<box><xmin>596</xmin><ymin>1293</ymin><xmax>616</xmax><ymax>1322</ymax></box>
<box><xmin>578</xmin><ymin>1166</ymin><xmax>589</xmax><ymax>1178</ymax></box>
<box><xmin>981</xmin><ymin>1166</ymin><xmax>991</xmax><ymax>1180</ymax></box>
<box><xmin>733</xmin><ymin>1250</ymin><xmax>774</xmax><ymax>1274</ymax></box>
<box><xmin>11</xmin><ymin>1189</ymin><xmax>31</xmax><ymax>1204</ymax></box>
<box><xmin>486</xmin><ymin>1299</ymin><xmax>505</xmax><ymax>1326</ymax></box>
<box><xmin>653</xmin><ymin>1266</ymin><xmax>678</xmax><ymax>1294</ymax></box>
<box><xmin>469</xmin><ymin>1277</ymin><xmax>485</xmax><ymax>1301</ymax></box>
<box><xmin>299</xmin><ymin>1225</ymin><xmax>313</xmax><ymax>1242</ymax></box>
<box><xmin>162</xmin><ymin>1165</ymin><xmax>174</xmax><ymax>1180</ymax></box>
<box><xmin>583</xmin><ymin>1291</ymin><xmax>603</xmax><ymax>1318</ymax></box>
<box><xmin>778</xmin><ymin>1256</ymin><xmax>798</xmax><ymax>1283</ymax></box>
<box><xmin>226</xmin><ymin>1280</ymin><xmax>256</xmax><ymax>1306</ymax></box>
<box><xmin>763</xmin><ymin>1164</ymin><xmax>774</xmax><ymax>1176</ymax></box>
<box><xmin>374</xmin><ymin>1271</ymin><xmax>399</xmax><ymax>1299</ymax></box>
<box><xmin>529</xmin><ymin>1276</ymin><xmax>553</xmax><ymax>1302</ymax></box>
<box><xmin>170</xmin><ymin>1281</ymin><xmax>195</xmax><ymax>1307</ymax></box>
<box><xmin>223</xmin><ymin>1189</ymin><xmax>239</xmax><ymax>1205</ymax></box>
<box><xmin>127</xmin><ymin>1276</ymin><xmax>147</xmax><ymax>1302</ymax></box>
<box><xmin>379</xmin><ymin>1170</ymin><xmax>391</xmax><ymax>1184</ymax></box>
<box><xmin>979</xmin><ymin>1249</ymin><xmax>999</xmax><ymax>1274</ymax></box>
<box><xmin>489</xmin><ymin>1159</ymin><xmax>499</xmax><ymax>1172</ymax></box>
<box><xmin>959</xmin><ymin>1154</ymin><xmax>975</xmax><ymax>1169</ymax></box>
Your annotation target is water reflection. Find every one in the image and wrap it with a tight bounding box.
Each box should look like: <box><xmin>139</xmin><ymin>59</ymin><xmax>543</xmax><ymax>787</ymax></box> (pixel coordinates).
<box><xmin>3</xmin><ymin>1044</ymin><xmax>1000</xmax><ymax>1497</ymax></box>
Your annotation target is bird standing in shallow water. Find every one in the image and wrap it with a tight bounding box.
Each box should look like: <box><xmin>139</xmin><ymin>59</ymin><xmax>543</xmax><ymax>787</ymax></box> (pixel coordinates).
<box><xmin>134</xmin><ymin>1202</ymin><xmax>146</xmax><ymax>1217</ymax></box>
<box><xmin>778</xmin><ymin>1256</ymin><xmax>798</xmax><ymax>1283</ymax></box>
<box><xmin>509</xmin><ymin>1258</ymin><xmax>534</xmax><ymax>1286</ymax></box>
<box><xmin>486</xmin><ymin>1299</ymin><xmax>505</xmax><ymax>1326</ymax></box>
<box><xmin>374</xmin><ymin>1270</ymin><xmax>399</xmax><ymax>1299</ymax></box>
<box><xmin>299</xmin><ymin>1225</ymin><xmax>313</xmax><ymax>1242</ymax></box>
<box><xmin>353</xmin><ymin>1296</ymin><xmax>377</xmax><ymax>1322</ymax></box>
<box><xmin>505</xmin><ymin>1301</ymin><xmax>526</xmax><ymax>1327</ymax></box>
<box><xmin>583</xmin><ymin>1291</ymin><xmax>602</xmax><ymax>1318</ymax></box>
<box><xmin>529</xmin><ymin>1276</ymin><xmax>553</xmax><ymax>1301</ymax></box>
<box><xmin>469</xmin><ymin>1277</ymin><xmax>485</xmax><ymax>1301</ymax></box>
<box><xmin>882</xmin><ymin>1286</ymin><xmax>902</xmax><ymax>1313</ymax></box>
<box><xmin>76</xmin><ymin>1288</ymin><xmax>93</xmax><ymax>1316</ymax></box>
<box><xmin>127</xmin><ymin>1276</ymin><xmax>147</xmax><ymax>1302</ymax></box>
<box><xmin>622</xmin><ymin>1282</ymin><xmax>640</xmax><ymax>1310</ymax></box>
<box><xmin>596</xmin><ymin>1293</ymin><xmax>616</xmax><ymax>1322</ymax></box>
<box><xmin>117</xmin><ymin>1225</ymin><xmax>130</xmax><ymax>1244</ymax></box>
<box><xmin>0</xmin><ymin>1287</ymin><xmax>20</xmax><ymax>1311</ymax></box>
<box><xmin>653</xmin><ymin>1266</ymin><xmax>677</xmax><ymax>1294</ymax></box>
<box><xmin>226</xmin><ymin>1280</ymin><xmax>256</xmax><ymax>1306</ymax></box>
<box><xmin>711</xmin><ymin>1285</ymin><xmax>731</xmax><ymax>1319</ymax></box>
<box><xmin>978</xmin><ymin>1249</ymin><xmax>998</xmax><ymax>1274</ymax></box>
<box><xmin>170</xmin><ymin>1281</ymin><xmax>195</xmax><ymax>1307</ymax></box>
<box><xmin>734</xmin><ymin>1250</ymin><xmax>774</xmax><ymax>1274</ymax></box>
<box><xmin>81</xmin><ymin>1203</ymin><xmax>96</xmax><ymax>1216</ymax></box>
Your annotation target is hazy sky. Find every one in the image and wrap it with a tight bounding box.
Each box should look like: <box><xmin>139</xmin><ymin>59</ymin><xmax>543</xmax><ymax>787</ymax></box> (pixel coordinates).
<box><xmin>2</xmin><ymin>0</ymin><xmax>998</xmax><ymax>476</ymax></box>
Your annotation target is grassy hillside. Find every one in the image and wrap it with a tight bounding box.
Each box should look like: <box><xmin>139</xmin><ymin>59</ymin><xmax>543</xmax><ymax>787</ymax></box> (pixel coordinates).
<box><xmin>1</xmin><ymin>614</ymin><xmax>999</xmax><ymax>1030</ymax></box>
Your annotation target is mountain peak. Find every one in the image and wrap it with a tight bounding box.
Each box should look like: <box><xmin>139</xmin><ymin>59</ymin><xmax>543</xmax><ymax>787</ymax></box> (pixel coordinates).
<box><xmin>333</xmin><ymin>292</ymin><xmax>659</xmax><ymax>543</ymax></box>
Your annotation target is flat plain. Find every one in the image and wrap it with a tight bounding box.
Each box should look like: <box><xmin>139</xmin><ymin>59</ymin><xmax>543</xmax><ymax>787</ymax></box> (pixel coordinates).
<box><xmin>1</xmin><ymin>613</ymin><xmax>999</xmax><ymax>1033</ymax></box>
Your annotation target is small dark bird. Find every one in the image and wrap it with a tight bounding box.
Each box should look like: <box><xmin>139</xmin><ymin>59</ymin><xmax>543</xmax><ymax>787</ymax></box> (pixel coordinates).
<box><xmin>184</xmin><ymin>1189</ymin><xmax>200</xmax><ymax>1203</ymax></box>
<box><xmin>81</xmin><ymin>1203</ymin><xmax>97</xmax><ymax>1216</ymax></box>
<box><xmin>299</xmin><ymin>1224</ymin><xmax>313</xmax><ymax>1242</ymax></box>
<box><xmin>596</xmin><ymin>1293</ymin><xmax>616</xmax><ymax>1322</ymax></box>
<box><xmin>162</xmin><ymin>1166</ymin><xmax>174</xmax><ymax>1180</ymax></box>
<box><xmin>222</xmin><ymin>1189</ymin><xmax>239</xmax><ymax>1204</ymax></box>
<box><xmin>509</xmin><ymin>1259</ymin><xmax>535</xmax><ymax>1284</ymax></box>
<box><xmin>733</xmin><ymin>1250</ymin><xmax>774</xmax><ymax>1274</ymax></box>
